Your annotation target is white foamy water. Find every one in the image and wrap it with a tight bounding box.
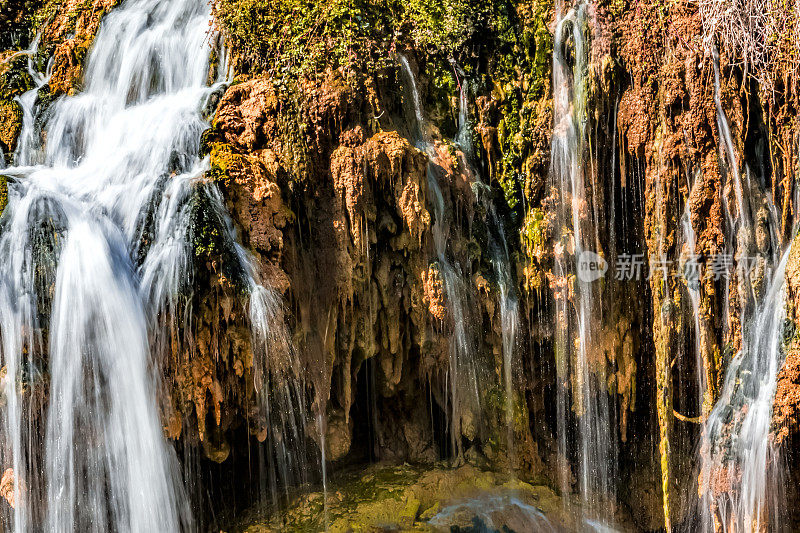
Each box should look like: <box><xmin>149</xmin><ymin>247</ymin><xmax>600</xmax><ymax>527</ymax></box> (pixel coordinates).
<box><xmin>0</xmin><ymin>0</ymin><xmax>298</xmax><ymax>530</ymax></box>
<box><xmin>429</xmin><ymin>494</ymin><xmax>556</xmax><ymax>532</ymax></box>
<box><xmin>699</xmin><ymin>248</ymin><xmax>789</xmax><ymax>532</ymax></box>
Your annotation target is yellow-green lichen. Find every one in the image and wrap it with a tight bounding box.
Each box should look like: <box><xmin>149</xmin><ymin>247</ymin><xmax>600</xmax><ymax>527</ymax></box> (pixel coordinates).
<box><xmin>0</xmin><ymin>175</ymin><xmax>8</xmax><ymax>215</ymax></box>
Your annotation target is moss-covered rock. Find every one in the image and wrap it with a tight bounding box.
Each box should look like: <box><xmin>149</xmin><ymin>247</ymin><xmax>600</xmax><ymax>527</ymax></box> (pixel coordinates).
<box><xmin>213</xmin><ymin>0</ymin><xmax>517</xmax><ymax>81</ymax></box>
<box><xmin>0</xmin><ymin>100</ymin><xmax>23</xmax><ymax>156</ymax></box>
<box><xmin>40</xmin><ymin>0</ymin><xmax>119</xmax><ymax>96</ymax></box>
<box><xmin>0</xmin><ymin>54</ymin><xmax>34</xmax><ymax>100</ymax></box>
<box><xmin>236</xmin><ymin>463</ymin><xmax>570</xmax><ymax>532</ymax></box>
<box><xmin>0</xmin><ymin>53</ymin><xmax>34</xmax><ymax>160</ymax></box>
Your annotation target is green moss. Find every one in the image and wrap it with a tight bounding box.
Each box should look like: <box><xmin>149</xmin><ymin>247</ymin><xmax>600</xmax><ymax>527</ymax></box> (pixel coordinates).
<box><xmin>404</xmin><ymin>0</ymin><xmax>499</xmax><ymax>58</ymax></box>
<box><xmin>0</xmin><ymin>101</ymin><xmax>24</xmax><ymax>156</ymax></box>
<box><xmin>0</xmin><ymin>0</ymin><xmax>60</xmax><ymax>49</ymax></box>
<box><xmin>188</xmin><ymin>185</ymin><xmax>225</xmax><ymax>258</ymax></box>
<box><xmin>30</xmin><ymin>0</ymin><xmax>63</xmax><ymax>34</ymax></box>
<box><xmin>205</xmin><ymin>141</ymin><xmax>240</xmax><ymax>185</ymax></box>
<box><xmin>266</xmin><ymin>465</ymin><xmax>422</xmax><ymax>531</ymax></box>
<box><xmin>240</xmin><ymin>463</ymin><xmax>563</xmax><ymax>531</ymax></box>
<box><xmin>0</xmin><ymin>56</ymin><xmax>35</xmax><ymax>101</ymax></box>
<box><xmin>0</xmin><ymin>54</ymin><xmax>31</xmax><ymax>157</ymax></box>
<box><xmin>520</xmin><ymin>207</ymin><xmax>544</xmax><ymax>261</ymax></box>
<box><xmin>424</xmin><ymin>60</ymin><xmax>458</xmax><ymax>136</ymax></box>
<box><xmin>186</xmin><ymin>183</ymin><xmax>248</xmax><ymax>290</ymax></box>
<box><xmin>214</xmin><ymin>0</ymin><xmax>392</xmax><ymax>79</ymax></box>
<box><xmin>214</xmin><ymin>0</ymin><xmax>519</xmax><ymax>80</ymax></box>
<box><xmin>482</xmin><ymin>385</ymin><xmax>526</xmax><ymax>434</ymax></box>
<box><xmin>490</xmin><ymin>0</ymin><xmax>553</xmax><ymax>218</ymax></box>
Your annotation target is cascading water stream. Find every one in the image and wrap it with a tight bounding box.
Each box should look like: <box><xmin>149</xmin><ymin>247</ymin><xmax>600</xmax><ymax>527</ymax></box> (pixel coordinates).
<box><xmin>451</xmin><ymin>72</ymin><xmax>521</xmax><ymax>466</ymax></box>
<box><xmin>0</xmin><ymin>0</ymin><xmax>305</xmax><ymax>530</ymax></box>
<box><xmin>489</xmin><ymin>212</ymin><xmax>520</xmax><ymax>466</ymax></box>
<box><xmin>711</xmin><ymin>50</ymin><xmax>741</xmax><ymax>342</ymax></box>
<box><xmin>9</xmin><ymin>31</ymin><xmax>51</xmax><ymax>167</ymax></box>
<box><xmin>712</xmin><ymin>49</ymin><xmax>750</xmax><ymax>234</ymax></box>
<box><xmin>699</xmin><ymin>248</ymin><xmax>789</xmax><ymax>532</ymax></box>
<box><xmin>710</xmin><ymin>46</ymin><xmax>779</xmax><ymax>327</ymax></box>
<box><xmin>400</xmin><ymin>55</ymin><xmax>522</xmax><ymax>462</ymax></box>
<box><xmin>698</xmin><ymin>46</ymin><xmax>787</xmax><ymax>532</ymax></box>
<box><xmin>398</xmin><ymin>55</ymin><xmax>483</xmax><ymax>456</ymax></box>
<box><xmin>680</xmin><ymin>174</ymin><xmax>712</xmax><ymax>417</ymax></box>
<box><xmin>681</xmin><ymin>232</ymin><xmax>706</xmax><ymax>414</ymax></box>
<box><xmin>551</xmin><ymin>1</ymin><xmax>615</xmax><ymax>522</ymax></box>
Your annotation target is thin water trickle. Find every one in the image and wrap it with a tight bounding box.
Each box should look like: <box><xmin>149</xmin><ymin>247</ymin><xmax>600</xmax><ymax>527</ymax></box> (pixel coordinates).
<box><xmin>0</xmin><ymin>0</ymin><xmax>304</xmax><ymax>530</ymax></box>
<box><xmin>710</xmin><ymin>46</ymin><xmax>779</xmax><ymax>326</ymax></box>
<box><xmin>680</xmin><ymin>174</ymin><xmax>710</xmax><ymax>416</ymax></box>
<box><xmin>454</xmin><ymin>73</ymin><xmax>521</xmax><ymax>467</ymax></box>
<box><xmin>11</xmin><ymin>32</ymin><xmax>51</xmax><ymax>167</ymax></box>
<box><xmin>491</xmin><ymin>214</ymin><xmax>520</xmax><ymax>468</ymax></box>
<box><xmin>399</xmin><ymin>56</ymin><xmax>522</xmax><ymax>464</ymax></box>
<box><xmin>712</xmin><ymin>48</ymin><xmax>749</xmax><ymax>233</ymax></box>
<box><xmin>398</xmin><ymin>55</ymin><xmax>483</xmax><ymax>456</ymax></box>
<box><xmin>550</xmin><ymin>1</ymin><xmax>615</xmax><ymax>522</ymax></box>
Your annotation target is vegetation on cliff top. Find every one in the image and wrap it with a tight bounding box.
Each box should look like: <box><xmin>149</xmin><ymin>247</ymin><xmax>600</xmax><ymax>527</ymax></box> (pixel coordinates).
<box><xmin>212</xmin><ymin>0</ymin><xmax>515</xmax><ymax>78</ymax></box>
<box><xmin>212</xmin><ymin>0</ymin><xmax>555</xmax><ymax>222</ymax></box>
<box><xmin>700</xmin><ymin>0</ymin><xmax>800</xmax><ymax>96</ymax></box>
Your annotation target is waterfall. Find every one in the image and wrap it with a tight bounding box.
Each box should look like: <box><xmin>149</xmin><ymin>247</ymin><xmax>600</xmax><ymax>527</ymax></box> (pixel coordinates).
<box><xmin>0</xmin><ymin>0</ymin><xmax>303</xmax><ymax>529</ymax></box>
<box><xmin>398</xmin><ymin>56</ymin><xmax>521</xmax><ymax>461</ymax></box>
<box><xmin>699</xmin><ymin>249</ymin><xmax>789</xmax><ymax>531</ymax></box>
<box><xmin>489</xmin><ymin>209</ymin><xmax>520</xmax><ymax>466</ymax></box>
<box><xmin>697</xmin><ymin>47</ymin><xmax>788</xmax><ymax>532</ymax></box>
<box><xmin>11</xmin><ymin>31</ymin><xmax>51</xmax><ymax>167</ymax></box>
<box><xmin>551</xmin><ymin>1</ymin><xmax>615</xmax><ymax>520</ymax></box>
<box><xmin>398</xmin><ymin>55</ymin><xmax>483</xmax><ymax>455</ymax></box>
<box><xmin>711</xmin><ymin>46</ymin><xmax>781</xmax><ymax>328</ymax></box>
<box><xmin>452</xmin><ymin>72</ymin><xmax>521</xmax><ymax>466</ymax></box>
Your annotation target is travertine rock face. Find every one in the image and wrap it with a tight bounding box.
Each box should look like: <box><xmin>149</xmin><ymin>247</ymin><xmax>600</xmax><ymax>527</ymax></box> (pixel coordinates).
<box><xmin>204</xmin><ymin>66</ymin><xmax>543</xmax><ymax>469</ymax></box>
<box><xmin>44</xmin><ymin>0</ymin><xmax>119</xmax><ymax>95</ymax></box>
<box><xmin>0</xmin><ymin>49</ymin><xmax>31</xmax><ymax>160</ymax></box>
<box><xmin>204</xmin><ymin>1</ymin><xmax>800</xmax><ymax>524</ymax></box>
<box><xmin>0</xmin><ymin>0</ymin><xmax>119</xmax><ymax>164</ymax></box>
<box><xmin>207</xmin><ymin>74</ymin><xmax>444</xmax><ymax>463</ymax></box>
<box><xmin>0</xmin><ymin>468</ymin><xmax>15</xmax><ymax>509</ymax></box>
<box><xmin>775</xmin><ymin>238</ymin><xmax>800</xmax><ymax>444</ymax></box>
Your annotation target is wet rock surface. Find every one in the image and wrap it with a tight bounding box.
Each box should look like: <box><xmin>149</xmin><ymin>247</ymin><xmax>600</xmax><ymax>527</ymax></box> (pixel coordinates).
<box><xmin>236</xmin><ymin>463</ymin><xmax>576</xmax><ymax>532</ymax></box>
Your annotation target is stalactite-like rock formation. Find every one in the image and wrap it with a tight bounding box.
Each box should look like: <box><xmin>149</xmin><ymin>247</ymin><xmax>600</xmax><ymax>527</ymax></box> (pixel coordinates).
<box><xmin>202</xmin><ymin>68</ymin><xmax>546</xmax><ymax>468</ymax></box>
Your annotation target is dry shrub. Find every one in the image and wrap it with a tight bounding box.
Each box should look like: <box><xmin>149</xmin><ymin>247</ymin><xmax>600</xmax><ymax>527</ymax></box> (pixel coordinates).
<box><xmin>699</xmin><ymin>0</ymin><xmax>800</xmax><ymax>96</ymax></box>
